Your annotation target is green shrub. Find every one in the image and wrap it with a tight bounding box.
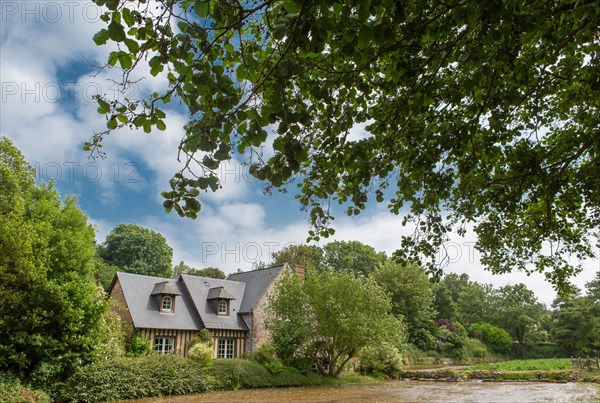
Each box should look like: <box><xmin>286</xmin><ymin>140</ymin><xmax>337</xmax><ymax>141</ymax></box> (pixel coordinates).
<box><xmin>470</xmin><ymin>323</ymin><xmax>512</xmax><ymax>354</ymax></box>
<box><xmin>63</xmin><ymin>355</ymin><xmax>212</xmax><ymax>402</ymax></box>
<box><xmin>251</xmin><ymin>343</ymin><xmax>284</xmax><ymax>374</ymax></box>
<box><xmin>210</xmin><ymin>359</ymin><xmax>324</xmax><ymax>390</ymax></box>
<box><xmin>127</xmin><ymin>331</ymin><xmax>153</xmax><ymax>356</ymax></box>
<box><xmin>434</xmin><ymin>327</ymin><xmax>466</xmax><ymax>359</ymax></box>
<box><xmin>188</xmin><ymin>343</ymin><xmax>213</xmax><ymax>367</ymax></box>
<box><xmin>462</xmin><ymin>338</ymin><xmax>491</xmax><ymax>359</ymax></box>
<box><xmin>358</xmin><ymin>342</ymin><xmax>403</xmax><ymax>377</ymax></box>
<box><xmin>189</xmin><ymin>329</ymin><xmax>213</xmax><ymax>349</ymax></box>
<box><xmin>0</xmin><ymin>374</ymin><xmax>51</xmax><ymax>403</ymax></box>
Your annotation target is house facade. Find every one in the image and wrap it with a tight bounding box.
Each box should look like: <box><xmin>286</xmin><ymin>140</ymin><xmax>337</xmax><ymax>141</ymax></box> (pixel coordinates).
<box><xmin>108</xmin><ymin>264</ymin><xmax>301</xmax><ymax>358</ymax></box>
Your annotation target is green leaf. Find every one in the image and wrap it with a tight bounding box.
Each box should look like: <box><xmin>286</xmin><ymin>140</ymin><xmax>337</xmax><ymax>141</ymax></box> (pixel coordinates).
<box><xmin>108</xmin><ymin>20</ymin><xmax>126</xmax><ymax>42</ymax></box>
<box><xmin>156</xmin><ymin>120</ymin><xmax>167</xmax><ymax>131</ymax></box>
<box><xmin>117</xmin><ymin>52</ymin><xmax>133</xmax><ymax>69</ymax></box>
<box><xmin>282</xmin><ymin>0</ymin><xmax>302</xmax><ymax>13</ymax></box>
<box><xmin>97</xmin><ymin>98</ymin><xmax>110</xmax><ymax>114</ymax></box>
<box><xmin>125</xmin><ymin>38</ymin><xmax>139</xmax><ymax>53</ymax></box>
<box><xmin>193</xmin><ymin>1</ymin><xmax>210</xmax><ymax>18</ymax></box>
<box><xmin>93</xmin><ymin>29</ymin><xmax>110</xmax><ymax>46</ymax></box>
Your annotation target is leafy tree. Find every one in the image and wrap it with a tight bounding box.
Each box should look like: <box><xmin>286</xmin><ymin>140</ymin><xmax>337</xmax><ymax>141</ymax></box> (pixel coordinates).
<box><xmin>0</xmin><ymin>137</ymin><xmax>107</xmax><ymax>385</ymax></box>
<box><xmin>442</xmin><ymin>273</ymin><xmax>472</xmax><ymax>303</ymax></box>
<box><xmin>188</xmin><ymin>266</ymin><xmax>226</xmax><ymax>279</ymax></box>
<box><xmin>91</xmin><ymin>0</ymin><xmax>599</xmax><ymax>292</ymax></box>
<box><xmin>552</xmin><ymin>274</ymin><xmax>600</xmax><ymax>355</ymax></box>
<box><xmin>494</xmin><ymin>283</ymin><xmax>543</xmax><ymax>344</ymax></box>
<box><xmin>269</xmin><ymin>244</ymin><xmax>324</xmax><ymax>271</ymax></box>
<box><xmin>457</xmin><ymin>282</ymin><xmax>498</xmax><ymax>327</ymax></box>
<box><xmin>268</xmin><ymin>270</ymin><xmax>404</xmax><ymax>375</ymax></box>
<box><xmin>321</xmin><ymin>240</ymin><xmax>386</xmax><ymax>276</ymax></box>
<box><xmin>372</xmin><ymin>261</ymin><xmax>436</xmax><ymax>350</ymax></box>
<box><xmin>175</xmin><ymin>261</ymin><xmax>227</xmax><ymax>279</ymax></box>
<box><xmin>433</xmin><ymin>282</ymin><xmax>458</xmax><ymax>321</ymax></box>
<box><xmin>99</xmin><ymin>224</ymin><xmax>173</xmax><ymax>278</ymax></box>
<box><xmin>94</xmin><ymin>255</ymin><xmax>119</xmax><ymax>291</ymax></box>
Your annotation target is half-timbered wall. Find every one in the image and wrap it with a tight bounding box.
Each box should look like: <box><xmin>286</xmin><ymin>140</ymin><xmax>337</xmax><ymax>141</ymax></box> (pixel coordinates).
<box><xmin>209</xmin><ymin>329</ymin><xmax>246</xmax><ymax>358</ymax></box>
<box><xmin>138</xmin><ymin>328</ymin><xmax>197</xmax><ymax>358</ymax></box>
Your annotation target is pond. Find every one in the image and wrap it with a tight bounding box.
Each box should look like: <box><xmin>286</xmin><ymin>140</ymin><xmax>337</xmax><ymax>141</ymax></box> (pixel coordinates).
<box><xmin>128</xmin><ymin>380</ymin><xmax>600</xmax><ymax>402</ymax></box>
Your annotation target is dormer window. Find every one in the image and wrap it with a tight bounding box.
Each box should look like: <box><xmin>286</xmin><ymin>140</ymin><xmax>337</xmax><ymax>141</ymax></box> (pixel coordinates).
<box><xmin>218</xmin><ymin>299</ymin><xmax>229</xmax><ymax>315</ymax></box>
<box><xmin>161</xmin><ymin>295</ymin><xmax>173</xmax><ymax>312</ymax></box>
<box><xmin>150</xmin><ymin>281</ymin><xmax>181</xmax><ymax>313</ymax></box>
<box><xmin>207</xmin><ymin>286</ymin><xmax>235</xmax><ymax>316</ymax></box>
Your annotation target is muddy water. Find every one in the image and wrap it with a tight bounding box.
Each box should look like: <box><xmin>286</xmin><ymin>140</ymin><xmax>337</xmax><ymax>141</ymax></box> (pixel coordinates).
<box><xmin>129</xmin><ymin>380</ymin><xmax>600</xmax><ymax>402</ymax></box>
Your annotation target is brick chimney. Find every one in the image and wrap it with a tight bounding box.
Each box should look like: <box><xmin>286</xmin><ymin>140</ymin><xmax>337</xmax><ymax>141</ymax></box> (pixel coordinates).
<box><xmin>292</xmin><ymin>264</ymin><xmax>306</xmax><ymax>277</ymax></box>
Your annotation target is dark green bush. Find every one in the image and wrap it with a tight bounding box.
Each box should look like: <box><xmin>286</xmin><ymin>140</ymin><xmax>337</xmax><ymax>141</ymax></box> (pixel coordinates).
<box><xmin>63</xmin><ymin>355</ymin><xmax>212</xmax><ymax>402</ymax></box>
<box><xmin>251</xmin><ymin>342</ymin><xmax>284</xmax><ymax>374</ymax></box>
<box><xmin>470</xmin><ymin>323</ymin><xmax>513</xmax><ymax>355</ymax></box>
<box><xmin>358</xmin><ymin>343</ymin><xmax>403</xmax><ymax>377</ymax></box>
<box><xmin>210</xmin><ymin>359</ymin><xmax>324</xmax><ymax>390</ymax></box>
<box><xmin>127</xmin><ymin>331</ymin><xmax>153</xmax><ymax>357</ymax></box>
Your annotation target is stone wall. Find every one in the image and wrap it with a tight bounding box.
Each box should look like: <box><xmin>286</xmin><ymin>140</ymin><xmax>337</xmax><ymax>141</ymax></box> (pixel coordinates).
<box><xmin>108</xmin><ymin>276</ymin><xmax>135</xmax><ymax>340</ymax></box>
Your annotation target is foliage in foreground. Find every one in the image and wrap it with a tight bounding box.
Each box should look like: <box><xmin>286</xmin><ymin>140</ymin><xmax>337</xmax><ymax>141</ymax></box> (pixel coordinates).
<box><xmin>0</xmin><ymin>374</ymin><xmax>51</xmax><ymax>403</ymax></box>
<box><xmin>0</xmin><ymin>137</ymin><xmax>109</xmax><ymax>389</ymax></box>
<box><xmin>91</xmin><ymin>0</ymin><xmax>599</xmax><ymax>292</ymax></box>
<box><xmin>63</xmin><ymin>355</ymin><xmax>325</xmax><ymax>402</ymax></box>
<box><xmin>63</xmin><ymin>355</ymin><xmax>212</xmax><ymax>402</ymax></box>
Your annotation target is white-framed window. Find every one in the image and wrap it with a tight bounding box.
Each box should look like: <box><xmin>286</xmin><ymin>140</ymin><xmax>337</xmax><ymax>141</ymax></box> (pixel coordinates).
<box><xmin>161</xmin><ymin>295</ymin><xmax>173</xmax><ymax>312</ymax></box>
<box><xmin>218</xmin><ymin>299</ymin><xmax>228</xmax><ymax>315</ymax></box>
<box><xmin>154</xmin><ymin>337</ymin><xmax>175</xmax><ymax>354</ymax></box>
<box><xmin>218</xmin><ymin>339</ymin><xmax>234</xmax><ymax>358</ymax></box>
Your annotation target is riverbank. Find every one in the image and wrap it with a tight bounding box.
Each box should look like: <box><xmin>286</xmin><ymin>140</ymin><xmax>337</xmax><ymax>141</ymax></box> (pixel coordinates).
<box><xmin>397</xmin><ymin>367</ymin><xmax>600</xmax><ymax>383</ymax></box>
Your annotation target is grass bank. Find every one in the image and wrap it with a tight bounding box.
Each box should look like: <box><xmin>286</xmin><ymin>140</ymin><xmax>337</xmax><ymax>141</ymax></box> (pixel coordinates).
<box><xmin>0</xmin><ymin>375</ymin><xmax>51</xmax><ymax>403</ymax></box>
<box><xmin>398</xmin><ymin>359</ymin><xmax>600</xmax><ymax>383</ymax></box>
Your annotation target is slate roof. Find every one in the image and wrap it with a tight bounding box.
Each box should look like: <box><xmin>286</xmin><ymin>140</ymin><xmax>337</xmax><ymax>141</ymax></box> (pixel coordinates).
<box><xmin>115</xmin><ymin>272</ymin><xmax>199</xmax><ymax>330</ymax></box>
<box><xmin>227</xmin><ymin>265</ymin><xmax>287</xmax><ymax>313</ymax></box>
<box><xmin>178</xmin><ymin>275</ymin><xmax>248</xmax><ymax>331</ymax></box>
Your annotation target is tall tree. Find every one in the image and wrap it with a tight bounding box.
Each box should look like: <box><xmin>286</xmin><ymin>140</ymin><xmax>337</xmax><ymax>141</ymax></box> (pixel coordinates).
<box><xmin>322</xmin><ymin>240</ymin><xmax>387</xmax><ymax>276</ymax></box>
<box><xmin>433</xmin><ymin>282</ymin><xmax>458</xmax><ymax>321</ymax></box>
<box><xmin>457</xmin><ymin>282</ymin><xmax>498</xmax><ymax>327</ymax></box>
<box><xmin>269</xmin><ymin>270</ymin><xmax>404</xmax><ymax>375</ymax></box>
<box><xmin>372</xmin><ymin>261</ymin><xmax>437</xmax><ymax>350</ymax></box>
<box><xmin>269</xmin><ymin>244</ymin><xmax>324</xmax><ymax>270</ymax></box>
<box><xmin>494</xmin><ymin>283</ymin><xmax>543</xmax><ymax>344</ymax></box>
<box><xmin>552</xmin><ymin>273</ymin><xmax>600</xmax><ymax>355</ymax></box>
<box><xmin>91</xmin><ymin>0</ymin><xmax>599</xmax><ymax>292</ymax></box>
<box><xmin>0</xmin><ymin>137</ymin><xmax>107</xmax><ymax>385</ymax></box>
<box><xmin>99</xmin><ymin>224</ymin><xmax>174</xmax><ymax>278</ymax></box>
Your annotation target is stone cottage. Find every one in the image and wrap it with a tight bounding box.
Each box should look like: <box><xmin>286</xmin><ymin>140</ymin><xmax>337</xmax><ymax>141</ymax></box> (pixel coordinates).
<box><xmin>108</xmin><ymin>263</ymin><xmax>303</xmax><ymax>358</ymax></box>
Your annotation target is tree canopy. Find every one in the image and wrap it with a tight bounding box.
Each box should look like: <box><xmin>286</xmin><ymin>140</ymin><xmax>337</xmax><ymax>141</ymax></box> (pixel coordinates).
<box><xmin>268</xmin><ymin>270</ymin><xmax>404</xmax><ymax>375</ymax></box>
<box><xmin>372</xmin><ymin>261</ymin><xmax>437</xmax><ymax>350</ymax></box>
<box><xmin>0</xmin><ymin>137</ymin><xmax>108</xmax><ymax>385</ymax></box>
<box><xmin>99</xmin><ymin>224</ymin><xmax>174</xmax><ymax>278</ymax></box>
<box><xmin>91</xmin><ymin>0</ymin><xmax>599</xmax><ymax>292</ymax></box>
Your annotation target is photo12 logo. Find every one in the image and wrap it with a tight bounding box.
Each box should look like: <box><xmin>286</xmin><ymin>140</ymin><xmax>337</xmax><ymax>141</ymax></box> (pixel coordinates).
<box><xmin>1</xmin><ymin>81</ymin><xmax>139</xmax><ymax>105</ymax></box>
<box><xmin>201</xmin><ymin>242</ymin><xmax>299</xmax><ymax>264</ymax></box>
<box><xmin>1</xmin><ymin>1</ymin><xmax>102</xmax><ymax>24</ymax></box>
<box><xmin>34</xmin><ymin>161</ymin><xmax>140</xmax><ymax>184</ymax></box>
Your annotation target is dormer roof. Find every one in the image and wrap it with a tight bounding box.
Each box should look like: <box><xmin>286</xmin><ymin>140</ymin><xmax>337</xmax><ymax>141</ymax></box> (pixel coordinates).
<box><xmin>150</xmin><ymin>281</ymin><xmax>182</xmax><ymax>296</ymax></box>
<box><xmin>207</xmin><ymin>286</ymin><xmax>236</xmax><ymax>300</ymax></box>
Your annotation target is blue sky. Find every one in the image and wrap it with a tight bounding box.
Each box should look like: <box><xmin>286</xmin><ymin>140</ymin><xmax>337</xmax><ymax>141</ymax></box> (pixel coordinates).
<box><xmin>1</xmin><ymin>1</ymin><xmax>597</xmax><ymax>305</ymax></box>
